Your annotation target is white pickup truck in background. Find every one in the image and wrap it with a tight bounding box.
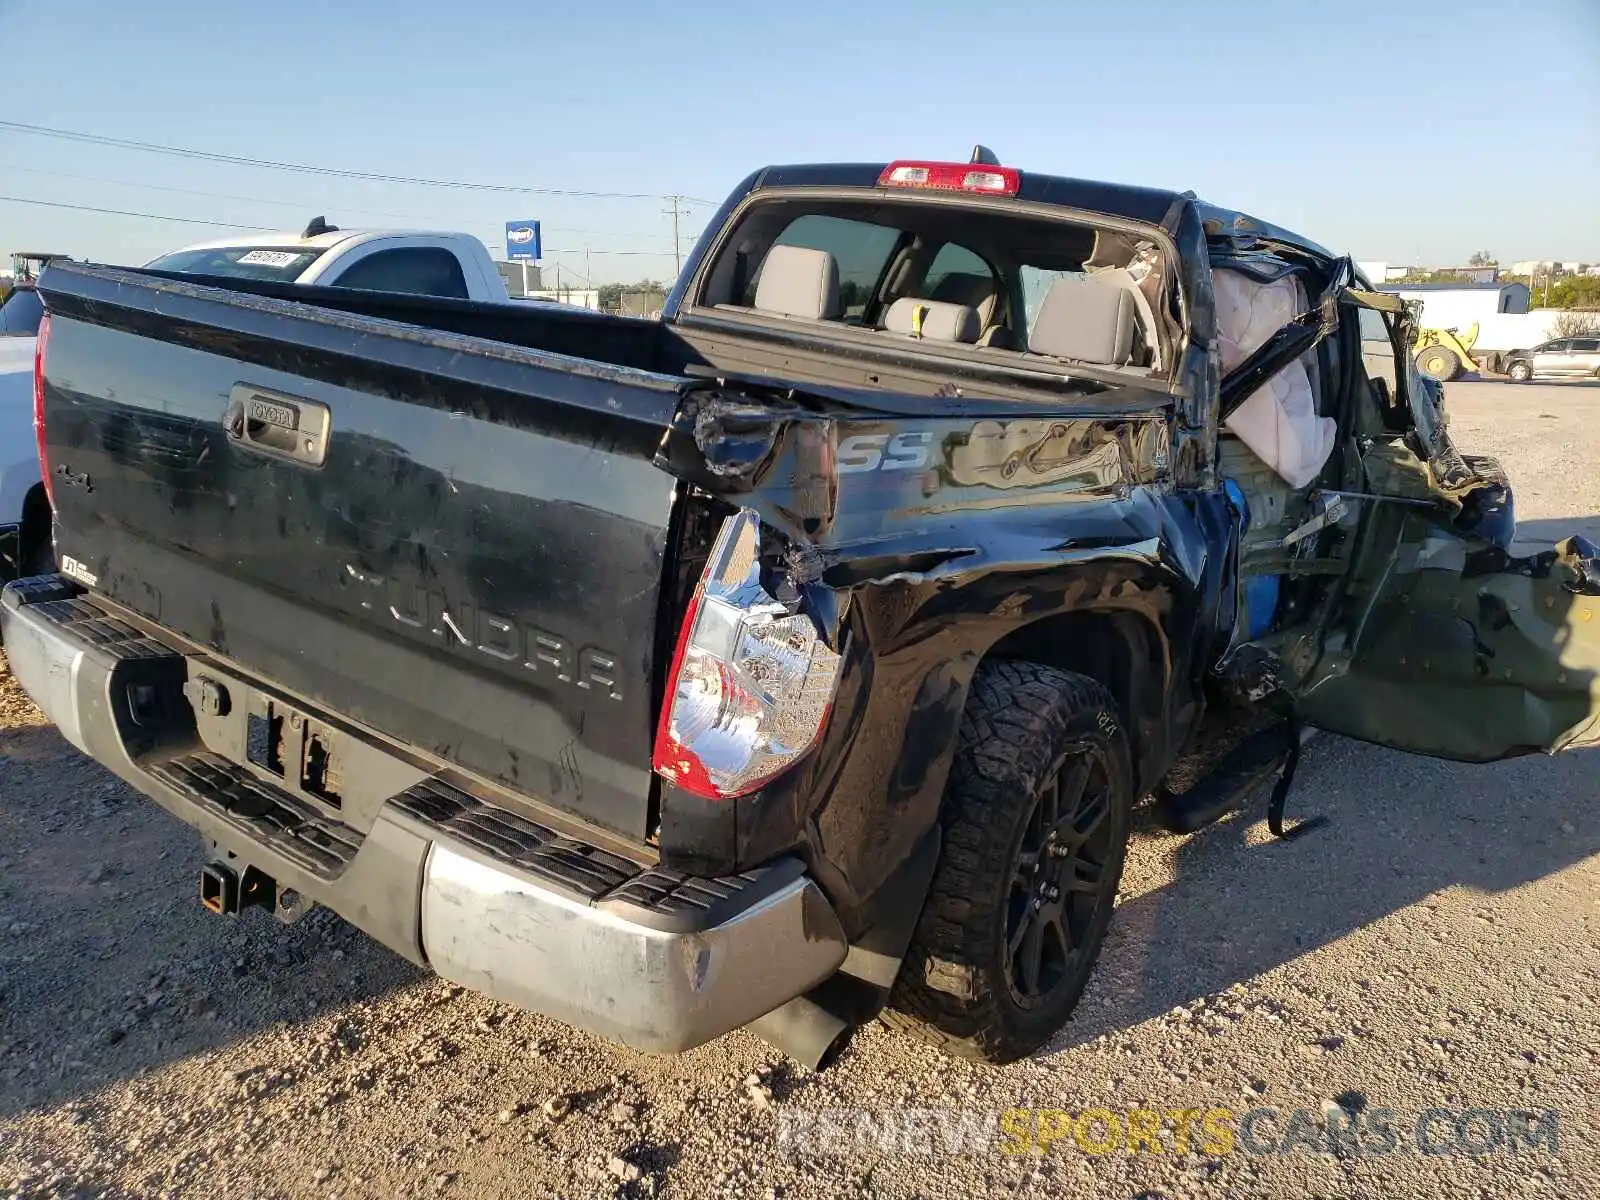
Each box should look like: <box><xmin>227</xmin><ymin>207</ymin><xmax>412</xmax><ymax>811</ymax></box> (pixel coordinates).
<box><xmin>143</xmin><ymin>219</ymin><xmax>514</xmax><ymax>301</ymax></box>
<box><xmin>1</xmin><ymin>222</ymin><xmax>521</xmax><ymax>579</ymax></box>
<box><xmin>0</xmin><ymin>282</ymin><xmax>51</xmax><ymax>580</ymax></box>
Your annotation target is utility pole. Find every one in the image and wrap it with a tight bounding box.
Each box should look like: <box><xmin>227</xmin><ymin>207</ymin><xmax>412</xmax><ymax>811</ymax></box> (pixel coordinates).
<box><xmin>664</xmin><ymin>195</ymin><xmax>683</xmax><ymax>277</ymax></box>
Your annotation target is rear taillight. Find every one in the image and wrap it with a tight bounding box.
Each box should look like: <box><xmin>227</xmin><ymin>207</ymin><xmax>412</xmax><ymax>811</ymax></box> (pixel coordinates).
<box><xmin>33</xmin><ymin>313</ymin><xmax>52</xmax><ymax>508</ymax></box>
<box><xmin>878</xmin><ymin>160</ymin><xmax>1021</xmax><ymax>197</ymax></box>
<box><xmin>652</xmin><ymin>509</ymin><xmax>842</xmax><ymax>800</ymax></box>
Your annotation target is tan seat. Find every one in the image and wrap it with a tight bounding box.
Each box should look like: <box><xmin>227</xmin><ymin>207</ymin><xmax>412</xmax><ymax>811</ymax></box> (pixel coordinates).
<box><xmin>752</xmin><ymin>245</ymin><xmax>841</xmax><ymax>320</ymax></box>
<box><xmin>930</xmin><ymin>271</ymin><xmax>1016</xmax><ymax>346</ymax></box>
<box><xmin>881</xmin><ymin>297</ymin><xmax>981</xmax><ymax>343</ymax></box>
<box><xmin>1087</xmin><ymin>266</ymin><xmax>1160</xmax><ymax>366</ymax></box>
<box><xmin>1027</xmin><ymin>274</ymin><xmax>1138</xmax><ymax>365</ymax></box>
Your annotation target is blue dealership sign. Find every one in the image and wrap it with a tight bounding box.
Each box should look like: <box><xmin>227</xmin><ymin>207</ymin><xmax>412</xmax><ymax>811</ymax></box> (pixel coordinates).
<box><xmin>505</xmin><ymin>220</ymin><xmax>541</xmax><ymax>261</ymax></box>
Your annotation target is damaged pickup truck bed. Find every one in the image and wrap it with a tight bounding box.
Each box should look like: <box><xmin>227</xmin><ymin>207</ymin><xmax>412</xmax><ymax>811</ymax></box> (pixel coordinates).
<box><xmin>7</xmin><ymin>153</ymin><xmax>1598</xmax><ymax>1068</ymax></box>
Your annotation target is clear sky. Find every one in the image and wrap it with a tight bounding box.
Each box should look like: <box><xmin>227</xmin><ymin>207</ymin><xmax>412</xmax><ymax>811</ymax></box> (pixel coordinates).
<box><xmin>2</xmin><ymin>0</ymin><xmax>1596</xmax><ymax>284</ymax></box>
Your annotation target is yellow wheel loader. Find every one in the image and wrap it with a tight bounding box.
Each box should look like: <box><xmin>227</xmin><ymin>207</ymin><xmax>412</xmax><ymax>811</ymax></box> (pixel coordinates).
<box><xmin>1413</xmin><ymin>322</ymin><xmax>1481</xmax><ymax>382</ymax></box>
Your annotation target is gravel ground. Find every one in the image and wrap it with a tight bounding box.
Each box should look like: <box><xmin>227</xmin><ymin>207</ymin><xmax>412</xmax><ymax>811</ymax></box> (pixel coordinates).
<box><xmin>1</xmin><ymin>381</ymin><xmax>1597</xmax><ymax>1199</ymax></box>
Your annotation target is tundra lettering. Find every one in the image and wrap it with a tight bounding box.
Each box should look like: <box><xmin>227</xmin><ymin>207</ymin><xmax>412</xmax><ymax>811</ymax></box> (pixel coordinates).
<box><xmin>347</xmin><ymin>566</ymin><xmax>623</xmax><ymax>699</ymax></box>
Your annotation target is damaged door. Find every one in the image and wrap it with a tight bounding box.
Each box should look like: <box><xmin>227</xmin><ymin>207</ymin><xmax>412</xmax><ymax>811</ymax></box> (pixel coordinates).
<box><xmin>1295</xmin><ymin>509</ymin><xmax>1600</xmax><ymax>760</ymax></box>
<box><xmin>1291</xmin><ymin>292</ymin><xmax>1600</xmax><ymax>761</ymax></box>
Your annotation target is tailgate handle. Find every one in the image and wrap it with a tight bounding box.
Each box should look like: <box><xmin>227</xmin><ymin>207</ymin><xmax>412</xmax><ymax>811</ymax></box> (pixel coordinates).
<box><xmin>225</xmin><ymin>385</ymin><xmax>331</xmax><ymax>467</ymax></box>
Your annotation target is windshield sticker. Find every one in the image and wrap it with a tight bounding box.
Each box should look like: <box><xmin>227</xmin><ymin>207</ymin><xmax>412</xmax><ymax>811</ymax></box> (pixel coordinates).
<box><xmin>236</xmin><ymin>250</ymin><xmax>305</xmax><ymax>268</ymax></box>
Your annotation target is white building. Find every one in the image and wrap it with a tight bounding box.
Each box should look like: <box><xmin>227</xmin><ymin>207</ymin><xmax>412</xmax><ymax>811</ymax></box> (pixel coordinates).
<box><xmin>1356</xmin><ymin>261</ymin><xmax>1415</xmax><ymax>283</ymax></box>
<box><xmin>1379</xmin><ymin>282</ymin><xmax>1531</xmax><ymax>331</ymax></box>
<box><xmin>1512</xmin><ymin>259</ymin><xmax>1596</xmax><ymax>277</ymax></box>
<box><xmin>522</xmin><ymin>288</ymin><xmax>601</xmax><ymax>311</ymax></box>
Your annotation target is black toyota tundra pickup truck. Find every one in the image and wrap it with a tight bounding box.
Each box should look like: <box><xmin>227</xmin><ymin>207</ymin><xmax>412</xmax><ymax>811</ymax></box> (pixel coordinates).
<box><xmin>8</xmin><ymin>153</ymin><xmax>1597</xmax><ymax>1067</ymax></box>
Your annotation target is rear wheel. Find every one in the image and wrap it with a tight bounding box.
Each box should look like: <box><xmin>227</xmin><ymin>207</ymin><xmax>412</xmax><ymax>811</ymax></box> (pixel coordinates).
<box><xmin>1417</xmin><ymin>346</ymin><xmax>1461</xmax><ymax>382</ymax></box>
<box><xmin>22</xmin><ymin>535</ymin><xmax>55</xmax><ymax>578</ymax></box>
<box><xmin>884</xmin><ymin>660</ymin><xmax>1132</xmax><ymax>1063</ymax></box>
<box><xmin>1507</xmin><ymin>360</ymin><xmax>1533</xmax><ymax>382</ymax></box>
<box><xmin>19</xmin><ymin>487</ymin><xmax>54</xmax><ymax>578</ymax></box>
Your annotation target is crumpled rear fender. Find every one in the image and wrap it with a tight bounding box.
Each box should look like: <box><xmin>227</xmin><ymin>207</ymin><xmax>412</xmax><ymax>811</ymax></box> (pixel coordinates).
<box><xmin>653</xmin><ymin>387</ymin><xmax>1227</xmax><ymax>926</ymax></box>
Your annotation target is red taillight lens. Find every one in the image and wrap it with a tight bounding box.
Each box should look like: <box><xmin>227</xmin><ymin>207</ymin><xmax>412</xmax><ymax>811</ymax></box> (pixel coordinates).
<box><xmin>878</xmin><ymin>161</ymin><xmax>1021</xmax><ymax>197</ymax></box>
<box><xmin>33</xmin><ymin>312</ymin><xmax>52</xmax><ymax>509</ymax></box>
<box><xmin>652</xmin><ymin>509</ymin><xmax>842</xmax><ymax>800</ymax></box>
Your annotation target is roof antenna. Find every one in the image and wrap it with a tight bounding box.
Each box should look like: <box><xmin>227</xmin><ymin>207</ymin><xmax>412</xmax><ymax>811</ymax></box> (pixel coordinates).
<box><xmin>969</xmin><ymin>144</ymin><xmax>1000</xmax><ymax>166</ymax></box>
<box><xmin>302</xmin><ymin>216</ymin><xmax>339</xmax><ymax>238</ymax></box>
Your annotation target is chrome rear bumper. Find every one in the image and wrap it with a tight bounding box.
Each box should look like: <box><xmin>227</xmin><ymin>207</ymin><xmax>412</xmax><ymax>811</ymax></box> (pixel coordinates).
<box><xmin>1</xmin><ymin>578</ymin><xmax>847</xmax><ymax>1054</ymax></box>
<box><xmin>422</xmin><ymin>844</ymin><xmax>845</xmax><ymax>1052</ymax></box>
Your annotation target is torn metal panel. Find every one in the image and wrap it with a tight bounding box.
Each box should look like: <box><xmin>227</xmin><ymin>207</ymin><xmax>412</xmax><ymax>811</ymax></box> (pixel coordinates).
<box><xmin>1295</xmin><ymin>518</ymin><xmax>1600</xmax><ymax>761</ymax></box>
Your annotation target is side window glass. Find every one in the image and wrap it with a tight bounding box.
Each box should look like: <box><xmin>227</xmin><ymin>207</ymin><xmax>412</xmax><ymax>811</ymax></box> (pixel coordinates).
<box><xmin>331</xmin><ymin>248</ymin><xmax>470</xmax><ymax>299</ymax></box>
<box><xmin>1356</xmin><ymin>306</ymin><xmax>1390</xmax><ymax>343</ymax></box>
<box><xmin>921</xmin><ymin>243</ymin><xmax>997</xmax><ymax>308</ymax></box>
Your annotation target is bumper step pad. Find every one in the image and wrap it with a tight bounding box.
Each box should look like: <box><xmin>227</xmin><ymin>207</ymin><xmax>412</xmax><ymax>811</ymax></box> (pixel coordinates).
<box><xmin>149</xmin><ymin>752</ymin><xmax>364</xmax><ymax>878</ymax></box>
<box><xmin>392</xmin><ymin>777</ymin><xmax>641</xmax><ymax>900</ymax></box>
<box><xmin>12</xmin><ymin>587</ymin><xmax>173</xmax><ymax>664</ymax></box>
<box><xmin>393</xmin><ymin>776</ymin><xmax>779</xmax><ymax>922</ymax></box>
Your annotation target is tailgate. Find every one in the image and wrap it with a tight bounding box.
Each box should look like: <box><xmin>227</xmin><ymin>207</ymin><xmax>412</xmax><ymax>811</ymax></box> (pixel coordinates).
<box><xmin>37</xmin><ymin>264</ymin><xmax>686</xmax><ymax>841</ymax></box>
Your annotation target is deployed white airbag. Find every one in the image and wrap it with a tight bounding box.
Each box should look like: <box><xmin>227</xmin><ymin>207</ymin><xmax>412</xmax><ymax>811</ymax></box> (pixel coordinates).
<box><xmin>1214</xmin><ymin>269</ymin><xmax>1336</xmax><ymax>489</ymax></box>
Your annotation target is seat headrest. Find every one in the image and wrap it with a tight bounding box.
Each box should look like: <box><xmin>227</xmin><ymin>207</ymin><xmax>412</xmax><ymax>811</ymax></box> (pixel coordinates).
<box><xmin>753</xmin><ymin>245</ymin><xmax>841</xmax><ymax>320</ymax></box>
<box><xmin>882</xmin><ymin>297</ymin><xmax>981</xmax><ymax>343</ymax></box>
<box><xmin>1028</xmin><ymin>275</ymin><xmax>1137</xmax><ymax>365</ymax></box>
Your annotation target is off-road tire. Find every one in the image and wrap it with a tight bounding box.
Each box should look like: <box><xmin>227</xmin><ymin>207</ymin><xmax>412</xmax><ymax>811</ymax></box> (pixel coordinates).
<box><xmin>883</xmin><ymin>660</ymin><xmax>1132</xmax><ymax>1063</ymax></box>
<box><xmin>1417</xmin><ymin>346</ymin><xmax>1461</xmax><ymax>382</ymax></box>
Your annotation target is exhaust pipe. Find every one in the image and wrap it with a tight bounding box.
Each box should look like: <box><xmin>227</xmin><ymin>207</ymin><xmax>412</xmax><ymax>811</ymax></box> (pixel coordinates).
<box><xmin>746</xmin><ymin>994</ymin><xmax>855</xmax><ymax>1072</ymax></box>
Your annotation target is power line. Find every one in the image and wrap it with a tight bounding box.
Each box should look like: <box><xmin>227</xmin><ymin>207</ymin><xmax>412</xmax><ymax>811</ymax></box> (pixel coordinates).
<box><xmin>0</xmin><ymin>192</ymin><xmax>686</xmax><ymax>256</ymax></box>
<box><xmin>0</xmin><ymin>193</ymin><xmax>266</xmax><ymax>229</ymax></box>
<box><xmin>542</xmin><ymin>247</ymin><xmax>677</xmax><ymax>258</ymax></box>
<box><xmin>0</xmin><ymin>162</ymin><xmax>446</xmax><ymax>224</ymax></box>
<box><xmin>0</xmin><ymin>120</ymin><xmax>720</xmax><ymax>205</ymax></box>
<box><xmin>0</xmin><ymin>163</ymin><xmax>625</xmax><ymax>236</ymax></box>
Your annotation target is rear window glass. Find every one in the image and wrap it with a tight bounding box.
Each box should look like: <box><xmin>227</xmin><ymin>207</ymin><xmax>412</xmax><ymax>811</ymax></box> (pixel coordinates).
<box><xmin>145</xmin><ymin>246</ymin><xmax>324</xmax><ymax>281</ymax></box>
<box><xmin>0</xmin><ymin>287</ymin><xmax>44</xmax><ymax>336</ymax></box>
<box><xmin>697</xmin><ymin>195</ymin><xmax>1176</xmax><ymax>378</ymax></box>
<box><xmin>744</xmin><ymin>215</ymin><xmax>901</xmax><ymax>318</ymax></box>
